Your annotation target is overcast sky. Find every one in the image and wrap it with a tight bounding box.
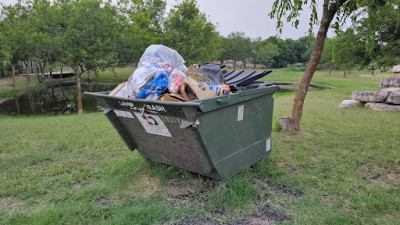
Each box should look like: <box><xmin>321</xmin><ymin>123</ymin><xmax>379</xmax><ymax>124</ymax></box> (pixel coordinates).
<box><xmin>191</xmin><ymin>0</ymin><xmax>321</xmax><ymax>39</ymax></box>
<box><xmin>1</xmin><ymin>0</ymin><xmax>333</xmax><ymax>39</ymax></box>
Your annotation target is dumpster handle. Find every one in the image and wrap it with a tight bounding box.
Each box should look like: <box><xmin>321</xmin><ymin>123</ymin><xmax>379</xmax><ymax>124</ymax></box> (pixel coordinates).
<box><xmin>216</xmin><ymin>96</ymin><xmax>230</xmax><ymax>104</ymax></box>
<box><xmin>140</xmin><ymin>105</ymin><xmax>146</xmax><ymax>116</ymax></box>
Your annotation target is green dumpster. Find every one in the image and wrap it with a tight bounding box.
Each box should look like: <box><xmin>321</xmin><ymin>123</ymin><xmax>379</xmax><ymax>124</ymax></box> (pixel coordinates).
<box><xmin>85</xmin><ymin>85</ymin><xmax>279</xmax><ymax>180</ymax></box>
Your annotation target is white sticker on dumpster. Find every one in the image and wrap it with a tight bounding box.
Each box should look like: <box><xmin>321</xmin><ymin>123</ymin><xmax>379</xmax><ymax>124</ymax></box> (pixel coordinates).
<box><xmin>237</xmin><ymin>105</ymin><xmax>244</xmax><ymax>121</ymax></box>
<box><xmin>266</xmin><ymin>137</ymin><xmax>271</xmax><ymax>152</ymax></box>
<box><xmin>114</xmin><ymin>110</ymin><xmax>134</xmax><ymax>119</ymax></box>
<box><xmin>134</xmin><ymin>112</ymin><xmax>172</xmax><ymax>137</ymax></box>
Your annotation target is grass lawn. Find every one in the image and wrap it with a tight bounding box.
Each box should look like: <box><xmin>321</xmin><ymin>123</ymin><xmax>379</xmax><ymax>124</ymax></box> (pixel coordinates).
<box><xmin>0</xmin><ymin>68</ymin><xmax>399</xmax><ymax>224</ymax></box>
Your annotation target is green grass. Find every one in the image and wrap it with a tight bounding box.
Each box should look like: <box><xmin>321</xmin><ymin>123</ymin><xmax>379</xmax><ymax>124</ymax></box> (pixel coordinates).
<box><xmin>0</xmin><ymin>68</ymin><xmax>399</xmax><ymax>224</ymax></box>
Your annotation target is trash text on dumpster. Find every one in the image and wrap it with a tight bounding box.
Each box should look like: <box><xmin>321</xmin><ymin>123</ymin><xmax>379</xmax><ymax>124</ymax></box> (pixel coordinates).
<box><xmin>145</xmin><ymin>104</ymin><xmax>167</xmax><ymax>112</ymax></box>
<box><xmin>118</xmin><ymin>101</ymin><xmax>138</xmax><ymax>110</ymax></box>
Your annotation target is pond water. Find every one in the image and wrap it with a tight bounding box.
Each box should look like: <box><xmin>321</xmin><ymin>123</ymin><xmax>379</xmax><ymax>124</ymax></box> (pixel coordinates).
<box><xmin>0</xmin><ymin>81</ymin><xmax>333</xmax><ymax>115</ymax></box>
<box><xmin>0</xmin><ymin>82</ymin><xmax>118</xmax><ymax>115</ymax></box>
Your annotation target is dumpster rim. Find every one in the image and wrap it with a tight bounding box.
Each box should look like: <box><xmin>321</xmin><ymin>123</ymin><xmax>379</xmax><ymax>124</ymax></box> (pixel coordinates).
<box><xmin>84</xmin><ymin>91</ymin><xmax>202</xmax><ymax>107</ymax></box>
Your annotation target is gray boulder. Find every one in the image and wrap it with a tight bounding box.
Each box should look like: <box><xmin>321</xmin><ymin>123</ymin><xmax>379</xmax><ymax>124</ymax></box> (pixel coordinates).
<box><xmin>366</xmin><ymin>103</ymin><xmax>400</xmax><ymax>111</ymax></box>
<box><xmin>386</xmin><ymin>92</ymin><xmax>400</xmax><ymax>105</ymax></box>
<box><xmin>338</xmin><ymin>100</ymin><xmax>363</xmax><ymax>108</ymax></box>
<box><xmin>380</xmin><ymin>78</ymin><xmax>400</xmax><ymax>88</ymax></box>
<box><xmin>393</xmin><ymin>65</ymin><xmax>400</xmax><ymax>73</ymax></box>
<box><xmin>352</xmin><ymin>90</ymin><xmax>390</xmax><ymax>103</ymax></box>
<box><xmin>379</xmin><ymin>87</ymin><xmax>400</xmax><ymax>93</ymax></box>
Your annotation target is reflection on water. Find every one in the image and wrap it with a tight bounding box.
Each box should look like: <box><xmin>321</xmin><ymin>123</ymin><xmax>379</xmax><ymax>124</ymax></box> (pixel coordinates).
<box><xmin>0</xmin><ymin>82</ymin><xmax>118</xmax><ymax>115</ymax></box>
<box><xmin>0</xmin><ymin>81</ymin><xmax>333</xmax><ymax>115</ymax></box>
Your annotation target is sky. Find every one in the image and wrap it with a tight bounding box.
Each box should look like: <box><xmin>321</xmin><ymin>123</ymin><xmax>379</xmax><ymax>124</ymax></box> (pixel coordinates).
<box><xmin>0</xmin><ymin>0</ymin><xmax>336</xmax><ymax>40</ymax></box>
<box><xmin>187</xmin><ymin>0</ymin><xmax>321</xmax><ymax>39</ymax></box>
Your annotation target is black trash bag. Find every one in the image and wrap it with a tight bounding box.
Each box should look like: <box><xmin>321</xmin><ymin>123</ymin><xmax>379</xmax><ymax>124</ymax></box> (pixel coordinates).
<box><xmin>198</xmin><ymin>64</ymin><xmax>225</xmax><ymax>84</ymax></box>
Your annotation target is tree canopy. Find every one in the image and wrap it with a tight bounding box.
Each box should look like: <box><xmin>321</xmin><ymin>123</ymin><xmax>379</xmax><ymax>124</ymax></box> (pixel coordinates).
<box><xmin>269</xmin><ymin>0</ymin><xmax>393</xmax><ymax>131</ymax></box>
<box><xmin>163</xmin><ymin>0</ymin><xmax>220</xmax><ymax>64</ymax></box>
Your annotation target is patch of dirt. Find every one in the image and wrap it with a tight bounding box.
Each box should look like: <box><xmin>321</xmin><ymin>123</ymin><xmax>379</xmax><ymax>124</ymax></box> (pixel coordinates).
<box><xmin>123</xmin><ymin>173</ymin><xmax>160</xmax><ymax>198</ymax></box>
<box><xmin>71</xmin><ymin>176</ymin><xmax>92</xmax><ymax>190</ymax></box>
<box><xmin>357</xmin><ymin>164</ymin><xmax>400</xmax><ymax>187</ymax></box>
<box><xmin>276</xmin><ymin>161</ymin><xmax>299</xmax><ymax>175</ymax></box>
<box><xmin>174</xmin><ymin>215</ymin><xmax>220</xmax><ymax>225</ymax></box>
<box><xmin>234</xmin><ymin>205</ymin><xmax>292</xmax><ymax>225</ymax></box>
<box><xmin>176</xmin><ymin>205</ymin><xmax>292</xmax><ymax>225</ymax></box>
<box><xmin>387</xmin><ymin>165</ymin><xmax>400</xmax><ymax>182</ymax></box>
<box><xmin>0</xmin><ymin>197</ymin><xmax>24</xmax><ymax>216</ymax></box>
<box><xmin>163</xmin><ymin>178</ymin><xmax>220</xmax><ymax>206</ymax></box>
<box><xmin>169</xmin><ymin>177</ymin><xmax>296</xmax><ymax>225</ymax></box>
<box><xmin>256</xmin><ymin>178</ymin><xmax>303</xmax><ymax>198</ymax></box>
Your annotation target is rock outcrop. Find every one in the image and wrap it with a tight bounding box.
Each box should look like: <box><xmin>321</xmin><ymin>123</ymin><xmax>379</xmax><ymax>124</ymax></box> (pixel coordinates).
<box><xmin>341</xmin><ymin>78</ymin><xmax>400</xmax><ymax>111</ymax></box>
<box><xmin>366</xmin><ymin>103</ymin><xmax>400</xmax><ymax>111</ymax></box>
<box><xmin>352</xmin><ymin>91</ymin><xmax>389</xmax><ymax>103</ymax></box>
<box><xmin>338</xmin><ymin>100</ymin><xmax>363</xmax><ymax>108</ymax></box>
<box><xmin>380</xmin><ymin>78</ymin><xmax>400</xmax><ymax>88</ymax></box>
<box><xmin>386</xmin><ymin>92</ymin><xmax>400</xmax><ymax>105</ymax></box>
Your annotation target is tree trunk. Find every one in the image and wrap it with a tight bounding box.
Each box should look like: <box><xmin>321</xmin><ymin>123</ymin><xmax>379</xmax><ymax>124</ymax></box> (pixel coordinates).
<box><xmin>28</xmin><ymin>92</ymin><xmax>35</xmax><ymax>114</ymax></box>
<box><xmin>15</xmin><ymin>98</ymin><xmax>20</xmax><ymax>114</ymax></box>
<box><xmin>343</xmin><ymin>70</ymin><xmax>346</xmax><ymax>78</ymax></box>
<box><xmin>25</xmin><ymin>60</ymin><xmax>31</xmax><ymax>88</ymax></box>
<box><xmin>233</xmin><ymin>60</ymin><xmax>237</xmax><ymax>70</ymax></box>
<box><xmin>287</xmin><ymin>2</ymin><xmax>338</xmax><ymax>131</ymax></box>
<box><xmin>42</xmin><ymin>60</ymin><xmax>46</xmax><ymax>76</ymax></box>
<box><xmin>75</xmin><ymin>65</ymin><xmax>83</xmax><ymax>114</ymax></box>
<box><xmin>12</xmin><ymin>63</ymin><xmax>16</xmax><ymax>91</ymax></box>
<box><xmin>88</xmin><ymin>70</ymin><xmax>93</xmax><ymax>91</ymax></box>
<box><xmin>253</xmin><ymin>63</ymin><xmax>256</xmax><ymax>70</ymax></box>
<box><xmin>328</xmin><ymin>66</ymin><xmax>332</xmax><ymax>76</ymax></box>
<box><xmin>0</xmin><ymin>61</ymin><xmax>4</xmax><ymax>78</ymax></box>
<box><xmin>87</xmin><ymin>70</ymin><xmax>92</xmax><ymax>82</ymax></box>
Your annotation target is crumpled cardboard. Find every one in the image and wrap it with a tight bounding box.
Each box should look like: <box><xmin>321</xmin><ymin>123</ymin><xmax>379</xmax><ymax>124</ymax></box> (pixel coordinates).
<box><xmin>180</xmin><ymin>77</ymin><xmax>217</xmax><ymax>100</ymax></box>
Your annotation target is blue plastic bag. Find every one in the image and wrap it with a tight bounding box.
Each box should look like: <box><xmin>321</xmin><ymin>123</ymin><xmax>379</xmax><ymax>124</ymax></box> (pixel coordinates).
<box><xmin>135</xmin><ymin>64</ymin><xmax>169</xmax><ymax>99</ymax></box>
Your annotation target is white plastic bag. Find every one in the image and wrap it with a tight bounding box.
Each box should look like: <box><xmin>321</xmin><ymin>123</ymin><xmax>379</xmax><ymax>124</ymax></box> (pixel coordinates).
<box><xmin>125</xmin><ymin>45</ymin><xmax>187</xmax><ymax>99</ymax></box>
<box><xmin>138</xmin><ymin>45</ymin><xmax>187</xmax><ymax>72</ymax></box>
<box><xmin>168</xmin><ymin>69</ymin><xmax>187</xmax><ymax>93</ymax></box>
<box><xmin>125</xmin><ymin>61</ymin><xmax>165</xmax><ymax>98</ymax></box>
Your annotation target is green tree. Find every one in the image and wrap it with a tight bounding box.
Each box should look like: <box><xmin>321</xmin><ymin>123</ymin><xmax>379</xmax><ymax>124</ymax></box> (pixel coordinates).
<box><xmin>319</xmin><ymin>38</ymin><xmax>335</xmax><ymax>75</ymax></box>
<box><xmin>265</xmin><ymin>36</ymin><xmax>296</xmax><ymax>67</ymax></box>
<box><xmin>270</xmin><ymin>0</ymin><xmax>389</xmax><ymax>131</ymax></box>
<box><xmin>117</xmin><ymin>0</ymin><xmax>166</xmax><ymax>65</ymax></box>
<box><xmin>224</xmin><ymin>31</ymin><xmax>251</xmax><ymax>69</ymax></box>
<box><xmin>352</xmin><ymin>1</ymin><xmax>400</xmax><ymax>71</ymax></box>
<box><xmin>29</xmin><ymin>0</ymin><xmax>59</xmax><ymax>78</ymax></box>
<box><xmin>163</xmin><ymin>0</ymin><xmax>220</xmax><ymax>64</ymax></box>
<box><xmin>334</xmin><ymin>28</ymin><xmax>366</xmax><ymax>77</ymax></box>
<box><xmin>248</xmin><ymin>37</ymin><xmax>263</xmax><ymax>69</ymax></box>
<box><xmin>0</xmin><ymin>22</ymin><xmax>9</xmax><ymax>78</ymax></box>
<box><xmin>56</xmin><ymin>0</ymin><xmax>120</xmax><ymax>114</ymax></box>
<box><xmin>294</xmin><ymin>35</ymin><xmax>315</xmax><ymax>64</ymax></box>
<box><xmin>1</xmin><ymin>1</ymin><xmax>35</xmax><ymax>88</ymax></box>
<box><xmin>251</xmin><ymin>40</ymin><xmax>279</xmax><ymax>68</ymax></box>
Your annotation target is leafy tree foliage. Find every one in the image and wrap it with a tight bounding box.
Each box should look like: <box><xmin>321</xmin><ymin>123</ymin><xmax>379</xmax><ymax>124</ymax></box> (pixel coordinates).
<box><xmin>221</xmin><ymin>32</ymin><xmax>251</xmax><ymax>69</ymax></box>
<box><xmin>270</xmin><ymin>0</ymin><xmax>391</xmax><ymax>131</ymax></box>
<box><xmin>55</xmin><ymin>0</ymin><xmax>120</xmax><ymax>114</ymax></box>
<box><xmin>163</xmin><ymin>0</ymin><xmax>220</xmax><ymax>64</ymax></box>
<box><xmin>117</xmin><ymin>0</ymin><xmax>166</xmax><ymax>65</ymax></box>
<box><xmin>250</xmin><ymin>39</ymin><xmax>279</xmax><ymax>68</ymax></box>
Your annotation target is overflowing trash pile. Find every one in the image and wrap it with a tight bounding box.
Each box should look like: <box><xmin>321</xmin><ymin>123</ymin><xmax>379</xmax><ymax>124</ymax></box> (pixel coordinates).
<box><xmin>110</xmin><ymin>45</ymin><xmax>272</xmax><ymax>101</ymax></box>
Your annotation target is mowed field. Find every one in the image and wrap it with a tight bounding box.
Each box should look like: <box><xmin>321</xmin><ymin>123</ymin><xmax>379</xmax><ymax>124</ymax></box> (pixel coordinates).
<box><xmin>0</xmin><ymin>68</ymin><xmax>399</xmax><ymax>224</ymax></box>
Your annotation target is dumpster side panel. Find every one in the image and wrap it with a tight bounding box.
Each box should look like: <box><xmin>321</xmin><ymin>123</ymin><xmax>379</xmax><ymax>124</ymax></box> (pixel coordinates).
<box><xmin>196</xmin><ymin>92</ymin><xmax>274</xmax><ymax>179</ymax></box>
<box><xmin>104</xmin><ymin>109</ymin><xmax>137</xmax><ymax>151</ymax></box>
<box><xmin>110</xmin><ymin>107</ymin><xmax>214</xmax><ymax>176</ymax></box>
